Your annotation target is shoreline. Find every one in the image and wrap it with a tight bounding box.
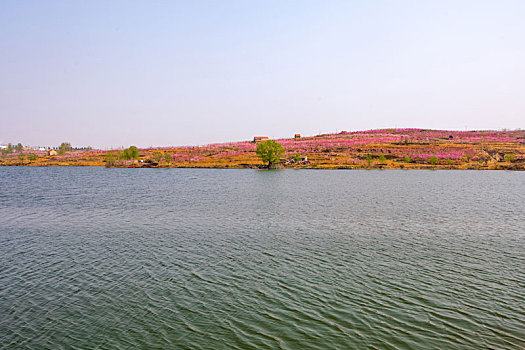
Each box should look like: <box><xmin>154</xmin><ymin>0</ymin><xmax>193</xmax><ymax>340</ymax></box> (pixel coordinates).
<box><xmin>2</xmin><ymin>129</ymin><xmax>524</xmax><ymax>170</ymax></box>
<box><xmin>1</xmin><ymin>164</ymin><xmax>524</xmax><ymax>171</ymax></box>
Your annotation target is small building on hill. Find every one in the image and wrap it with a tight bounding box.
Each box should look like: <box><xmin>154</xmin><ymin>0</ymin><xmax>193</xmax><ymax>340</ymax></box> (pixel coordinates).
<box><xmin>294</xmin><ymin>134</ymin><xmax>301</xmax><ymax>139</ymax></box>
<box><xmin>47</xmin><ymin>149</ymin><xmax>58</xmax><ymax>156</ymax></box>
<box><xmin>253</xmin><ymin>136</ymin><xmax>269</xmax><ymax>143</ymax></box>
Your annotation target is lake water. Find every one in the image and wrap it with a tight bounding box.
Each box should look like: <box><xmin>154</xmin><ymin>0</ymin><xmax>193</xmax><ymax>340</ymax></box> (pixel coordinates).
<box><xmin>1</xmin><ymin>167</ymin><xmax>524</xmax><ymax>349</ymax></box>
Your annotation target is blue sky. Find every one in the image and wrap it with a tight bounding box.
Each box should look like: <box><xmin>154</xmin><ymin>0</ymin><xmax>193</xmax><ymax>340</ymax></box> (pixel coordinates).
<box><xmin>1</xmin><ymin>0</ymin><xmax>524</xmax><ymax>148</ymax></box>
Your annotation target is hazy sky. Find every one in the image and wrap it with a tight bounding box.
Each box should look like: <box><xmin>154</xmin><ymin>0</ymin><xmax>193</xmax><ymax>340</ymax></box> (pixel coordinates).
<box><xmin>1</xmin><ymin>1</ymin><xmax>524</xmax><ymax>148</ymax></box>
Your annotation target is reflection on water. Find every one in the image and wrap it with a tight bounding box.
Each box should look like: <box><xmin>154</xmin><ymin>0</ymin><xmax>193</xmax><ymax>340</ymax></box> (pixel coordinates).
<box><xmin>1</xmin><ymin>167</ymin><xmax>524</xmax><ymax>349</ymax></box>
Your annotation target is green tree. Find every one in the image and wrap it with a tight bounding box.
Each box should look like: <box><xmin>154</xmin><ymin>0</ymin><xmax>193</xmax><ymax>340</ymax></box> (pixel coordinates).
<box><xmin>121</xmin><ymin>149</ymin><xmax>130</xmax><ymax>160</ymax></box>
<box><xmin>27</xmin><ymin>153</ymin><xmax>38</xmax><ymax>161</ymax></box>
<box><xmin>378</xmin><ymin>155</ymin><xmax>387</xmax><ymax>164</ymax></box>
<box><xmin>403</xmin><ymin>156</ymin><xmax>411</xmax><ymax>163</ymax></box>
<box><xmin>366</xmin><ymin>155</ymin><xmax>373</xmax><ymax>166</ymax></box>
<box><xmin>122</xmin><ymin>146</ymin><xmax>139</xmax><ymax>160</ymax></box>
<box><xmin>128</xmin><ymin>146</ymin><xmax>139</xmax><ymax>159</ymax></box>
<box><xmin>58</xmin><ymin>142</ymin><xmax>72</xmax><ymax>155</ymax></box>
<box><xmin>105</xmin><ymin>151</ymin><xmax>117</xmax><ymax>167</ymax></box>
<box><xmin>164</xmin><ymin>153</ymin><xmax>172</xmax><ymax>164</ymax></box>
<box><xmin>255</xmin><ymin>140</ymin><xmax>284</xmax><ymax>168</ymax></box>
<box><xmin>293</xmin><ymin>154</ymin><xmax>302</xmax><ymax>162</ymax></box>
<box><xmin>15</xmin><ymin>143</ymin><xmax>23</xmax><ymax>152</ymax></box>
<box><xmin>429</xmin><ymin>155</ymin><xmax>439</xmax><ymax>165</ymax></box>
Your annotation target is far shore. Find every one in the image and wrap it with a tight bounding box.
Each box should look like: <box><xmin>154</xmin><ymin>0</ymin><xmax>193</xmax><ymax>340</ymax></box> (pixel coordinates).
<box><xmin>2</xmin><ymin>129</ymin><xmax>524</xmax><ymax>170</ymax></box>
<box><xmin>2</xmin><ymin>164</ymin><xmax>525</xmax><ymax>171</ymax></box>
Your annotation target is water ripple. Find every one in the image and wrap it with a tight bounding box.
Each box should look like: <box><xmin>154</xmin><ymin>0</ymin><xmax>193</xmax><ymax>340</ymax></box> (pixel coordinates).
<box><xmin>1</xmin><ymin>168</ymin><xmax>524</xmax><ymax>349</ymax></box>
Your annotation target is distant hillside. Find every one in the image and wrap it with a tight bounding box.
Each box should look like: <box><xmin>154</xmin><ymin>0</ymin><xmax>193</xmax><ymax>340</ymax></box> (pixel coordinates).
<box><xmin>2</xmin><ymin>129</ymin><xmax>525</xmax><ymax>170</ymax></box>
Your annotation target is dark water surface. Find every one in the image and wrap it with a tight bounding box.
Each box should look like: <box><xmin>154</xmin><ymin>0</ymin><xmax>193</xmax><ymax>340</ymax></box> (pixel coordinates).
<box><xmin>1</xmin><ymin>167</ymin><xmax>524</xmax><ymax>349</ymax></box>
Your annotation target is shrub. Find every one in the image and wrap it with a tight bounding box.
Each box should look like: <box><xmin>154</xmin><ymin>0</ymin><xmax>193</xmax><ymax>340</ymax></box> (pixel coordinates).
<box><xmin>403</xmin><ymin>156</ymin><xmax>410</xmax><ymax>162</ymax></box>
<box><xmin>429</xmin><ymin>155</ymin><xmax>439</xmax><ymax>165</ymax></box>
<box><xmin>378</xmin><ymin>155</ymin><xmax>387</xmax><ymax>163</ymax></box>
<box><xmin>153</xmin><ymin>151</ymin><xmax>163</xmax><ymax>163</ymax></box>
<box><xmin>505</xmin><ymin>153</ymin><xmax>516</xmax><ymax>162</ymax></box>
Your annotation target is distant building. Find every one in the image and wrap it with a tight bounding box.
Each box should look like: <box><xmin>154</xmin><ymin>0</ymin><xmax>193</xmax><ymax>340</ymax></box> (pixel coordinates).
<box><xmin>47</xmin><ymin>149</ymin><xmax>58</xmax><ymax>156</ymax></box>
<box><xmin>294</xmin><ymin>134</ymin><xmax>301</xmax><ymax>139</ymax></box>
<box><xmin>253</xmin><ymin>136</ymin><xmax>269</xmax><ymax>143</ymax></box>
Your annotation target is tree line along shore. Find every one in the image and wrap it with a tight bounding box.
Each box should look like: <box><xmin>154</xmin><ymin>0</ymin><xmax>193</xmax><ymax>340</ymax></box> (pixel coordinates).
<box><xmin>1</xmin><ymin>129</ymin><xmax>525</xmax><ymax>170</ymax></box>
